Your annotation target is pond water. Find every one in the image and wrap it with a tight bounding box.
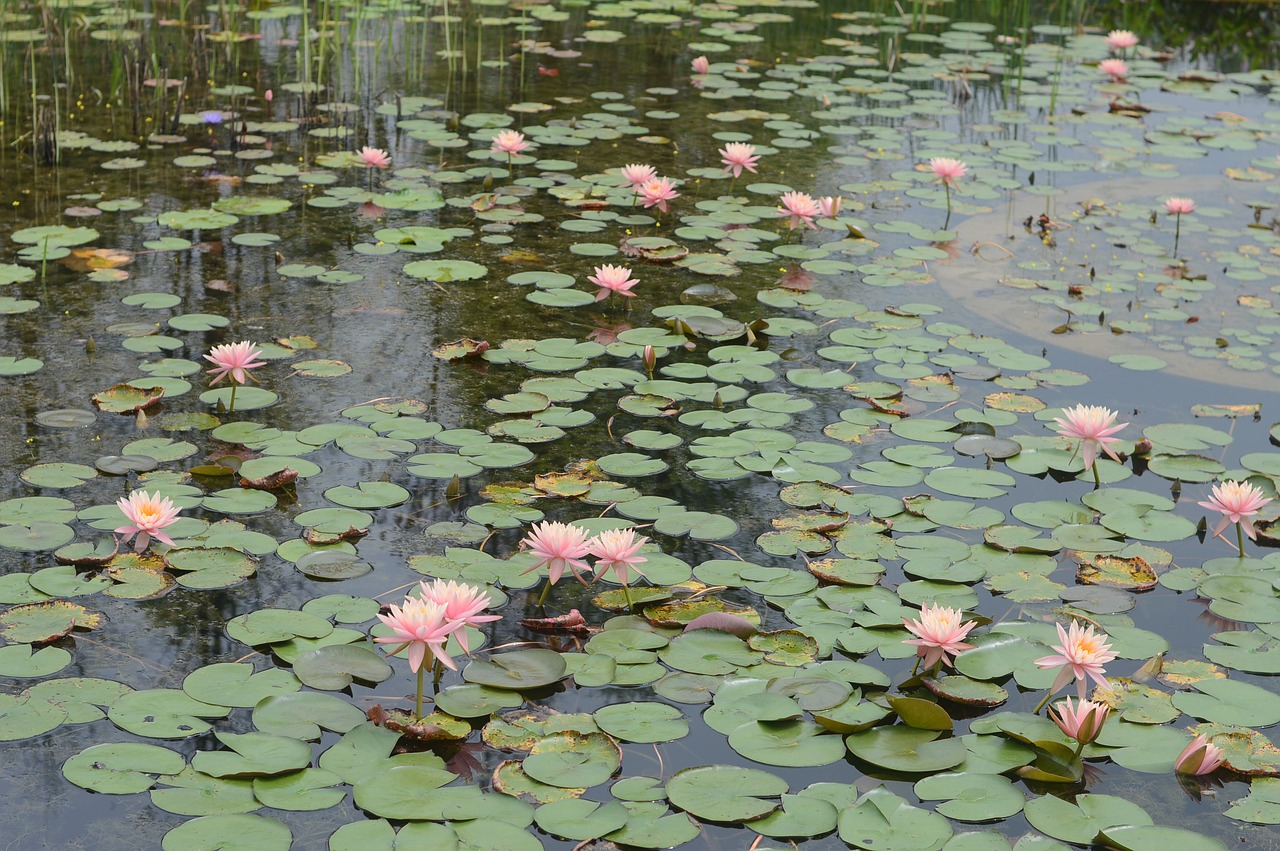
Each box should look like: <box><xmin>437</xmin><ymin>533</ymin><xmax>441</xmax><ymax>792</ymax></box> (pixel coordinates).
<box><xmin>3</xmin><ymin>0</ymin><xmax>1280</xmax><ymax>849</ymax></box>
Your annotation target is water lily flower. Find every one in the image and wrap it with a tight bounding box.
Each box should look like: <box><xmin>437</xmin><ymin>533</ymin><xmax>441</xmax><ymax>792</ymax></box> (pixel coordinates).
<box><xmin>375</xmin><ymin>596</ymin><xmax>461</xmax><ymax>674</ymax></box>
<box><xmin>638</xmin><ymin>176</ymin><xmax>679</xmax><ymax>213</ymax></box>
<box><xmin>1199</xmin><ymin>479</ymin><xmax>1273</xmax><ymax>552</ymax></box>
<box><xmin>777</xmin><ymin>190</ymin><xmax>821</xmax><ymax>232</ymax></box>
<box><xmin>589</xmin><ymin>264</ymin><xmax>638</xmax><ymax>302</ymax></box>
<box><xmin>1035</xmin><ymin>621</ymin><xmax>1117</xmax><ymax>704</ymax></box>
<box><xmin>1050</xmin><ymin>697</ymin><xmax>1110</xmax><ymax>751</ymax></box>
<box><xmin>199</xmin><ymin>110</ymin><xmax>224</xmax><ymax>125</ymax></box>
<box><xmin>205</xmin><ymin>341</ymin><xmax>265</xmax><ymax>386</ymax></box>
<box><xmin>902</xmin><ymin>603</ymin><xmax>976</xmax><ymax>671</ymax></box>
<box><xmin>719</xmin><ymin>142</ymin><xmax>759</xmax><ymax>178</ymax></box>
<box><xmin>264</xmin><ymin>89</ymin><xmax>273</xmax><ymax>103</ymax></box>
<box><xmin>818</xmin><ymin>196</ymin><xmax>843</xmax><ymax>218</ymax></box>
<box><xmin>1098</xmin><ymin>58</ymin><xmax>1129</xmax><ymax>82</ymax></box>
<box><xmin>692</xmin><ymin>55</ymin><xmax>710</xmax><ymax>75</ymax></box>
<box><xmin>620</xmin><ymin>163</ymin><xmax>656</xmax><ymax>189</ymax></box>
<box><xmin>588</xmin><ymin>528</ymin><xmax>648</xmax><ymax>586</ymax></box>
<box><xmin>1175</xmin><ymin>734</ymin><xmax>1226</xmax><ymax>776</ymax></box>
<box><xmin>490</xmin><ymin>129</ymin><xmax>531</xmax><ymax>155</ymax></box>
<box><xmin>115</xmin><ymin>490</ymin><xmax>180</xmax><ymax>552</ymax></box>
<box><xmin>1052</xmin><ymin>404</ymin><xmax>1127</xmax><ymax>484</ymax></box>
<box><xmin>520</xmin><ymin>520</ymin><xmax>593</xmax><ymax>605</ymax></box>
<box><xmin>929</xmin><ymin>157</ymin><xmax>967</xmax><ymax>186</ymax></box>
<box><xmin>1165</xmin><ymin>197</ymin><xmax>1196</xmax><ymax>216</ymax></box>
<box><xmin>356</xmin><ymin>146</ymin><xmax>391</xmax><ymax>169</ymax></box>
<box><xmin>418</xmin><ymin>579</ymin><xmax>500</xmax><ymax>655</ymax></box>
<box><xmin>642</xmin><ymin>344</ymin><xmax>657</xmax><ymax>378</ymax></box>
<box><xmin>1106</xmin><ymin>30</ymin><xmax>1138</xmax><ymax>52</ymax></box>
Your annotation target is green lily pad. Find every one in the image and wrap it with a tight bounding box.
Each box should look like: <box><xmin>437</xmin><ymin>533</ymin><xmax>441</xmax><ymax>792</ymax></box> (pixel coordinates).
<box><xmin>666</xmin><ymin>764</ymin><xmax>787</xmax><ymax>821</ymax></box>
<box><xmin>63</xmin><ymin>742</ymin><xmax>186</xmax><ymax>794</ymax></box>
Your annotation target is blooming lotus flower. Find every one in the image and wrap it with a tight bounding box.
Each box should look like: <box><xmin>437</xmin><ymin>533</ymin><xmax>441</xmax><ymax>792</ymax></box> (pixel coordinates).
<box><xmin>521</xmin><ymin>521</ymin><xmax>593</xmax><ymax>605</ymax></box>
<box><xmin>1050</xmin><ymin>697</ymin><xmax>1109</xmax><ymax>747</ymax></box>
<box><xmin>115</xmin><ymin>490</ymin><xmax>181</xmax><ymax>552</ymax></box>
<box><xmin>929</xmin><ymin>157</ymin><xmax>968</xmax><ymax>186</ymax></box>
<box><xmin>1175</xmin><ymin>734</ymin><xmax>1225</xmax><ymax>776</ymax></box>
<box><xmin>374</xmin><ymin>596</ymin><xmax>461</xmax><ymax>673</ymax></box>
<box><xmin>1035</xmin><ymin>621</ymin><xmax>1117</xmax><ymax>700</ymax></box>
<box><xmin>1098</xmin><ymin>58</ymin><xmax>1128</xmax><ymax>82</ymax></box>
<box><xmin>1165</xmin><ymin>197</ymin><xmax>1196</xmax><ymax>216</ymax></box>
<box><xmin>1052</xmin><ymin>404</ymin><xmax>1127</xmax><ymax>472</ymax></box>
<box><xmin>590</xmin><ymin>264</ymin><xmax>638</xmax><ymax>301</ymax></box>
<box><xmin>357</xmin><ymin>146</ymin><xmax>390</xmax><ymax>169</ymax></box>
<box><xmin>205</xmin><ymin>341</ymin><xmax>265</xmax><ymax>386</ymax></box>
<box><xmin>638</xmin><ymin>176</ymin><xmax>679</xmax><ymax>213</ymax></box>
<box><xmin>490</xmin><ymin>129</ymin><xmax>531</xmax><ymax>155</ymax></box>
<box><xmin>777</xmin><ymin>191</ymin><xmax>820</xmax><ymax>231</ymax></box>
<box><xmin>620</xmin><ymin>163</ymin><xmax>656</xmax><ymax>189</ymax></box>
<box><xmin>1106</xmin><ymin>30</ymin><xmax>1138</xmax><ymax>51</ymax></box>
<box><xmin>719</xmin><ymin>142</ymin><xmax>760</xmax><ymax>178</ymax></box>
<box><xmin>588</xmin><ymin>528</ymin><xmax>648</xmax><ymax>586</ymax></box>
<box><xmin>902</xmin><ymin>603</ymin><xmax>976</xmax><ymax>669</ymax></box>
<box><xmin>1200</xmin><ymin>480</ymin><xmax>1273</xmax><ymax>546</ymax></box>
<box><xmin>692</xmin><ymin>55</ymin><xmax>710</xmax><ymax>75</ymax></box>
<box><xmin>818</xmin><ymin>196</ymin><xmax>843</xmax><ymax>218</ymax></box>
<box><xmin>418</xmin><ymin>579</ymin><xmax>500</xmax><ymax>655</ymax></box>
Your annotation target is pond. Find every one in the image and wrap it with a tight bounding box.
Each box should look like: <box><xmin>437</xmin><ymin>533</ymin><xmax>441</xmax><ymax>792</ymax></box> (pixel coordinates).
<box><xmin>2</xmin><ymin>0</ymin><xmax>1280</xmax><ymax>848</ymax></box>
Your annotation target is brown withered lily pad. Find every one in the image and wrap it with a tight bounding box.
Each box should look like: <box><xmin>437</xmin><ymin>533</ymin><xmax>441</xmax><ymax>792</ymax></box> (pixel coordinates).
<box><xmin>92</xmin><ymin>384</ymin><xmax>164</xmax><ymax>413</ymax></box>
<box><xmin>240</xmin><ymin>467</ymin><xmax>300</xmax><ymax>490</ymax></box>
<box><xmin>367</xmin><ymin>705</ymin><xmax>470</xmax><ymax>742</ymax></box>
<box><xmin>520</xmin><ymin>609</ymin><xmax>593</xmax><ymax>635</ymax></box>
<box><xmin>433</xmin><ymin>337</ymin><xmax>491</xmax><ymax>360</ymax></box>
<box><xmin>1077</xmin><ymin>555</ymin><xmax>1158</xmax><ymax>591</ymax></box>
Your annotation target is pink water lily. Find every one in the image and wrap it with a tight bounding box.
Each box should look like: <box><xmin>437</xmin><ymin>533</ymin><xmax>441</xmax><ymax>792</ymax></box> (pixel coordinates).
<box><xmin>719</xmin><ymin>142</ymin><xmax>759</xmax><ymax>178</ymax></box>
<box><xmin>1175</xmin><ymin>734</ymin><xmax>1225</xmax><ymax>776</ymax></box>
<box><xmin>902</xmin><ymin>603</ymin><xmax>976</xmax><ymax>670</ymax></box>
<box><xmin>929</xmin><ymin>157</ymin><xmax>967</xmax><ymax>186</ymax></box>
<box><xmin>356</xmin><ymin>146</ymin><xmax>390</xmax><ymax>169</ymax></box>
<box><xmin>521</xmin><ymin>520</ymin><xmax>593</xmax><ymax>605</ymax></box>
<box><xmin>1052</xmin><ymin>404</ymin><xmax>1127</xmax><ymax>474</ymax></box>
<box><xmin>691</xmin><ymin>55</ymin><xmax>710</xmax><ymax>75</ymax></box>
<box><xmin>638</xmin><ymin>176</ymin><xmax>679</xmax><ymax>213</ymax></box>
<box><xmin>1050</xmin><ymin>697</ymin><xmax>1109</xmax><ymax>748</ymax></box>
<box><xmin>620</xmin><ymin>163</ymin><xmax>656</xmax><ymax>189</ymax></box>
<box><xmin>205</xmin><ymin>341</ymin><xmax>265</xmax><ymax>386</ymax></box>
<box><xmin>1035</xmin><ymin>621</ymin><xmax>1117</xmax><ymax>701</ymax></box>
<box><xmin>375</xmin><ymin>596</ymin><xmax>461</xmax><ymax>674</ymax></box>
<box><xmin>777</xmin><ymin>191</ymin><xmax>820</xmax><ymax>231</ymax></box>
<box><xmin>590</xmin><ymin>264</ymin><xmax>639</xmax><ymax>301</ymax></box>
<box><xmin>490</xmin><ymin>129</ymin><xmax>531</xmax><ymax>155</ymax></box>
<box><xmin>1165</xmin><ymin>197</ymin><xmax>1196</xmax><ymax>215</ymax></box>
<box><xmin>115</xmin><ymin>490</ymin><xmax>180</xmax><ymax>552</ymax></box>
<box><xmin>1106</xmin><ymin>30</ymin><xmax>1138</xmax><ymax>52</ymax></box>
<box><xmin>588</xmin><ymin>528</ymin><xmax>648</xmax><ymax>586</ymax></box>
<box><xmin>1099</xmin><ymin>58</ymin><xmax>1129</xmax><ymax>82</ymax></box>
<box><xmin>817</xmin><ymin>196</ymin><xmax>843</xmax><ymax>218</ymax></box>
<box><xmin>418</xmin><ymin>579</ymin><xmax>500</xmax><ymax>655</ymax></box>
<box><xmin>1200</xmin><ymin>480</ymin><xmax>1273</xmax><ymax>550</ymax></box>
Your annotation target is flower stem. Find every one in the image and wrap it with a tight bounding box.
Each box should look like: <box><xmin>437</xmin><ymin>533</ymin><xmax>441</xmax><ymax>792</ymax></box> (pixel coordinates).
<box><xmin>1173</xmin><ymin>212</ymin><xmax>1182</xmax><ymax>257</ymax></box>
<box><xmin>1073</xmin><ymin>740</ymin><xmax>1085</xmax><ymax>759</ymax></box>
<box><xmin>910</xmin><ymin>655</ymin><xmax>921</xmax><ymax>676</ymax></box>
<box><xmin>537</xmin><ymin>579</ymin><xmax>551</xmax><ymax>607</ymax></box>
<box><xmin>943</xmin><ymin>182</ymin><xmax>952</xmax><ymax>230</ymax></box>
<box><xmin>415</xmin><ymin>663</ymin><xmax>424</xmax><ymax>720</ymax></box>
<box><xmin>622</xmin><ymin>581</ymin><xmax>633</xmax><ymax>611</ymax></box>
<box><xmin>1237</xmin><ymin>521</ymin><xmax>1246</xmax><ymax>556</ymax></box>
<box><xmin>1092</xmin><ymin>461</ymin><xmax>1101</xmax><ymax>488</ymax></box>
<box><xmin>1032</xmin><ymin>690</ymin><xmax>1055</xmax><ymax>715</ymax></box>
<box><xmin>228</xmin><ymin>381</ymin><xmax>238</xmax><ymax>413</ymax></box>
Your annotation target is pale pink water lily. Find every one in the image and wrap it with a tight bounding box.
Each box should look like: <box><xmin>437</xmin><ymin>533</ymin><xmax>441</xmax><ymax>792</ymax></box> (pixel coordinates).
<box><xmin>115</xmin><ymin>490</ymin><xmax>181</xmax><ymax>552</ymax></box>
<box><xmin>1175</xmin><ymin>734</ymin><xmax>1225</xmax><ymax>776</ymax></box>
<box><xmin>719</xmin><ymin>142</ymin><xmax>759</xmax><ymax>178</ymax></box>
<box><xmin>1199</xmin><ymin>480</ymin><xmax>1273</xmax><ymax>548</ymax></box>
<box><xmin>638</xmin><ymin>176</ymin><xmax>679</xmax><ymax>213</ymax></box>
<box><xmin>777</xmin><ymin>190</ymin><xmax>820</xmax><ymax>231</ymax></box>
<box><xmin>490</xmin><ymin>129</ymin><xmax>531</xmax><ymax>155</ymax></box>
<box><xmin>1050</xmin><ymin>697</ymin><xmax>1110</xmax><ymax>749</ymax></box>
<box><xmin>356</xmin><ymin>146</ymin><xmax>390</xmax><ymax>169</ymax></box>
<box><xmin>205</xmin><ymin>341</ymin><xmax>265</xmax><ymax>386</ymax></box>
<box><xmin>928</xmin><ymin>157</ymin><xmax>968</xmax><ymax>186</ymax></box>
<box><xmin>620</xmin><ymin>163</ymin><xmax>656</xmax><ymax>189</ymax></box>
<box><xmin>1165</xmin><ymin>197</ymin><xmax>1196</xmax><ymax>215</ymax></box>
<box><xmin>902</xmin><ymin>603</ymin><xmax>976</xmax><ymax>670</ymax></box>
<box><xmin>375</xmin><ymin>596</ymin><xmax>461</xmax><ymax>674</ymax></box>
<box><xmin>817</xmin><ymin>196</ymin><xmax>843</xmax><ymax>218</ymax></box>
<box><xmin>1052</xmin><ymin>404</ymin><xmax>1127</xmax><ymax>477</ymax></box>
<box><xmin>1098</xmin><ymin>58</ymin><xmax>1129</xmax><ymax>82</ymax></box>
<box><xmin>520</xmin><ymin>520</ymin><xmax>593</xmax><ymax>605</ymax></box>
<box><xmin>264</xmin><ymin>89</ymin><xmax>273</xmax><ymax>103</ymax></box>
<box><xmin>418</xmin><ymin>579</ymin><xmax>500</xmax><ymax>655</ymax></box>
<box><xmin>588</xmin><ymin>528</ymin><xmax>648</xmax><ymax>586</ymax></box>
<box><xmin>1105</xmin><ymin>30</ymin><xmax>1139</xmax><ymax>51</ymax></box>
<box><xmin>589</xmin><ymin>264</ymin><xmax>639</xmax><ymax>301</ymax></box>
<box><xmin>691</xmin><ymin>55</ymin><xmax>710</xmax><ymax>75</ymax></box>
<box><xmin>1035</xmin><ymin>621</ymin><xmax>1117</xmax><ymax>701</ymax></box>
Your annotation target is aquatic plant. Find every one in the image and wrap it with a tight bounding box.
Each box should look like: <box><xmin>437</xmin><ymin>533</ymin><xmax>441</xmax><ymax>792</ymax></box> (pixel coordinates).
<box><xmin>1199</xmin><ymin>479</ymin><xmax>1272</xmax><ymax>553</ymax></box>
<box><xmin>114</xmin><ymin>491</ymin><xmax>180</xmax><ymax>553</ymax></box>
